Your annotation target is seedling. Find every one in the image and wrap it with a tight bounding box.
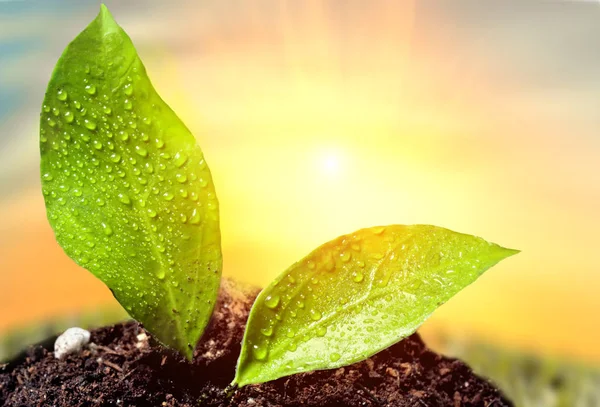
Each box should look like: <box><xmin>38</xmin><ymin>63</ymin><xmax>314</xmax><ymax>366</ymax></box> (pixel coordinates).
<box><xmin>40</xmin><ymin>5</ymin><xmax>518</xmax><ymax>390</ymax></box>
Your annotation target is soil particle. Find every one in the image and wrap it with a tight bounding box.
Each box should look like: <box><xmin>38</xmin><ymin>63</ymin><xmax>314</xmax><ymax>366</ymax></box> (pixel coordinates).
<box><xmin>0</xmin><ymin>280</ymin><xmax>512</xmax><ymax>406</ymax></box>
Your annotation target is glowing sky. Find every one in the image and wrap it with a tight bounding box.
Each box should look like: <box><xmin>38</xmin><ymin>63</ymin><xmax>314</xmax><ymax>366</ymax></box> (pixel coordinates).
<box><xmin>0</xmin><ymin>0</ymin><xmax>599</xmax><ymax>364</ymax></box>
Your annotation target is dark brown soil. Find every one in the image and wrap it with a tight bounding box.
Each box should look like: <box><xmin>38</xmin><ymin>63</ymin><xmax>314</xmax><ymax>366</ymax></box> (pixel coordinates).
<box><xmin>1</xmin><ymin>280</ymin><xmax>512</xmax><ymax>407</ymax></box>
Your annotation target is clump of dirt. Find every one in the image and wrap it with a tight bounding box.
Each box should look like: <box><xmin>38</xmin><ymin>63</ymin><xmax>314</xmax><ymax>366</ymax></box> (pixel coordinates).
<box><xmin>0</xmin><ymin>280</ymin><xmax>512</xmax><ymax>406</ymax></box>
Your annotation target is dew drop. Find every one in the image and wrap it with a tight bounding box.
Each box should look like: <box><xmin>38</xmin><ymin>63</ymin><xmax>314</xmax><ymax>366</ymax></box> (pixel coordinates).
<box><xmin>163</xmin><ymin>192</ymin><xmax>174</xmax><ymax>201</ymax></box>
<box><xmin>124</xmin><ymin>99</ymin><xmax>133</xmax><ymax>110</ymax></box>
<box><xmin>57</xmin><ymin>89</ymin><xmax>68</xmax><ymax>101</ymax></box>
<box><xmin>102</xmin><ymin>223</ymin><xmax>114</xmax><ymax>236</ymax></box>
<box><xmin>310</xmin><ymin>310</ymin><xmax>322</xmax><ymax>321</ymax></box>
<box><xmin>110</xmin><ymin>153</ymin><xmax>121</xmax><ymax>163</ymax></box>
<box><xmin>85</xmin><ymin>84</ymin><xmax>96</xmax><ymax>95</ymax></box>
<box><xmin>176</xmin><ymin>173</ymin><xmax>187</xmax><ymax>183</ymax></box>
<box><xmin>93</xmin><ymin>141</ymin><xmax>103</xmax><ymax>150</ymax></box>
<box><xmin>147</xmin><ymin>209</ymin><xmax>157</xmax><ymax>218</ymax></box>
<box><xmin>264</xmin><ymin>294</ymin><xmax>280</xmax><ymax>309</ymax></box>
<box><xmin>316</xmin><ymin>326</ymin><xmax>327</xmax><ymax>337</ymax></box>
<box><xmin>373</xmin><ymin>226</ymin><xmax>386</xmax><ymax>235</ymax></box>
<box><xmin>103</xmin><ymin>106</ymin><xmax>112</xmax><ymax>115</ymax></box>
<box><xmin>42</xmin><ymin>173</ymin><xmax>53</xmax><ymax>182</ymax></box>
<box><xmin>64</xmin><ymin>111</ymin><xmax>74</xmax><ymax>123</ymax></box>
<box><xmin>330</xmin><ymin>353</ymin><xmax>341</xmax><ymax>362</ymax></box>
<box><xmin>135</xmin><ymin>146</ymin><xmax>148</xmax><ymax>157</ymax></box>
<box><xmin>252</xmin><ymin>344</ymin><xmax>268</xmax><ymax>361</ymax></box>
<box><xmin>156</xmin><ymin>269</ymin><xmax>166</xmax><ymax>280</ymax></box>
<box><xmin>84</xmin><ymin>119</ymin><xmax>97</xmax><ymax>130</ymax></box>
<box><xmin>173</xmin><ymin>152</ymin><xmax>188</xmax><ymax>168</ymax></box>
<box><xmin>118</xmin><ymin>193</ymin><xmax>131</xmax><ymax>205</ymax></box>
<box><xmin>260</xmin><ymin>327</ymin><xmax>273</xmax><ymax>337</ymax></box>
<box><xmin>371</xmin><ymin>252</ymin><xmax>384</xmax><ymax>260</ymax></box>
<box><xmin>340</xmin><ymin>251</ymin><xmax>351</xmax><ymax>262</ymax></box>
<box><xmin>353</xmin><ymin>272</ymin><xmax>364</xmax><ymax>283</ymax></box>
<box><xmin>189</xmin><ymin>208</ymin><xmax>201</xmax><ymax>225</ymax></box>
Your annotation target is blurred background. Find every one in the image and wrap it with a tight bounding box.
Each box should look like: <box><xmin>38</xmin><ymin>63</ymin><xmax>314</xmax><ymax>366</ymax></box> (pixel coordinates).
<box><xmin>1</xmin><ymin>0</ymin><xmax>599</xmax><ymax>405</ymax></box>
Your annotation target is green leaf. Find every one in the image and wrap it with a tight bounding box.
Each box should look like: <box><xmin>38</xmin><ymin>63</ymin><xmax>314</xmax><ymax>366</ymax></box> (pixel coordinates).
<box><xmin>39</xmin><ymin>5</ymin><xmax>222</xmax><ymax>359</ymax></box>
<box><xmin>234</xmin><ymin>225</ymin><xmax>517</xmax><ymax>386</ymax></box>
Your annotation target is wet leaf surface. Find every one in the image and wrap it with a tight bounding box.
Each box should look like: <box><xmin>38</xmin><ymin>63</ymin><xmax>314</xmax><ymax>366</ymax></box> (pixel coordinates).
<box><xmin>235</xmin><ymin>225</ymin><xmax>517</xmax><ymax>386</ymax></box>
<box><xmin>40</xmin><ymin>5</ymin><xmax>221</xmax><ymax>359</ymax></box>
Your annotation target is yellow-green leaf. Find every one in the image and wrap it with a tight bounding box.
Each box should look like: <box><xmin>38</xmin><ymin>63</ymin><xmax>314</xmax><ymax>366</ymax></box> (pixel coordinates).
<box><xmin>234</xmin><ymin>225</ymin><xmax>517</xmax><ymax>386</ymax></box>
<box><xmin>39</xmin><ymin>5</ymin><xmax>221</xmax><ymax>359</ymax></box>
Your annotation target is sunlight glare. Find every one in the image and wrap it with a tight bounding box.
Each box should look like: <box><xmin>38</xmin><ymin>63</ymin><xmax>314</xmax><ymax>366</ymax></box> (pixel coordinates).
<box><xmin>318</xmin><ymin>149</ymin><xmax>343</xmax><ymax>178</ymax></box>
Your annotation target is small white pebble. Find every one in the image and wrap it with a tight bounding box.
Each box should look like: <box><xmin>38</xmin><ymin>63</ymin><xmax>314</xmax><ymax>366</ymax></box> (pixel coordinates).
<box><xmin>135</xmin><ymin>332</ymin><xmax>149</xmax><ymax>349</ymax></box>
<box><xmin>54</xmin><ymin>327</ymin><xmax>91</xmax><ymax>359</ymax></box>
<box><xmin>246</xmin><ymin>398</ymin><xmax>256</xmax><ymax>406</ymax></box>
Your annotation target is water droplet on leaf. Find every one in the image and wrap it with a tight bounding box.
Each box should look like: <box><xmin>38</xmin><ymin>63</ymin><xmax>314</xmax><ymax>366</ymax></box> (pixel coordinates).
<box><xmin>264</xmin><ymin>295</ymin><xmax>280</xmax><ymax>309</ymax></box>
<box><xmin>102</xmin><ymin>223</ymin><xmax>114</xmax><ymax>236</ymax></box>
<box><xmin>135</xmin><ymin>146</ymin><xmax>148</xmax><ymax>157</ymax></box>
<box><xmin>252</xmin><ymin>344</ymin><xmax>268</xmax><ymax>361</ymax></box>
<box><xmin>57</xmin><ymin>89</ymin><xmax>68</xmax><ymax>101</ymax></box>
<box><xmin>85</xmin><ymin>84</ymin><xmax>96</xmax><ymax>95</ymax></box>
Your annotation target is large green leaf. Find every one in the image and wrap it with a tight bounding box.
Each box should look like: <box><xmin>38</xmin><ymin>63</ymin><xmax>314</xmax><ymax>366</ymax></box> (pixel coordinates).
<box><xmin>39</xmin><ymin>5</ymin><xmax>221</xmax><ymax>359</ymax></box>
<box><xmin>234</xmin><ymin>225</ymin><xmax>517</xmax><ymax>386</ymax></box>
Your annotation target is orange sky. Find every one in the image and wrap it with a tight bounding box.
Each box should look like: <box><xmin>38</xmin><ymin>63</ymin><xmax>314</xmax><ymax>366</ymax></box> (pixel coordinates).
<box><xmin>1</xmin><ymin>1</ymin><xmax>599</xmax><ymax>365</ymax></box>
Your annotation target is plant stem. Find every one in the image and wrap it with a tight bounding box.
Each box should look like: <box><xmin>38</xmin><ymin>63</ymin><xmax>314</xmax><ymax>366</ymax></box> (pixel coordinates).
<box><xmin>224</xmin><ymin>382</ymin><xmax>238</xmax><ymax>398</ymax></box>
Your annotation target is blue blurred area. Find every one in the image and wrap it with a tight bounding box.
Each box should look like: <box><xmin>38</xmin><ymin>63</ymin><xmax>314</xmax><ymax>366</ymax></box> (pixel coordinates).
<box><xmin>1</xmin><ymin>0</ymin><xmax>600</xmax><ymax>196</ymax></box>
<box><xmin>0</xmin><ymin>39</ymin><xmax>37</xmax><ymax>121</ymax></box>
<box><xmin>0</xmin><ymin>0</ymin><xmax>91</xmax><ymax>126</ymax></box>
<box><xmin>0</xmin><ymin>0</ymin><xmax>162</xmax><ymax>194</ymax></box>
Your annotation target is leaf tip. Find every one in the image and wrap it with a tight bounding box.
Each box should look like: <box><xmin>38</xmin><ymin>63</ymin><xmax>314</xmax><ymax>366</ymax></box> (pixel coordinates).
<box><xmin>487</xmin><ymin>244</ymin><xmax>520</xmax><ymax>266</ymax></box>
<box><xmin>505</xmin><ymin>247</ymin><xmax>521</xmax><ymax>257</ymax></box>
<box><xmin>96</xmin><ymin>4</ymin><xmax>120</xmax><ymax>34</ymax></box>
